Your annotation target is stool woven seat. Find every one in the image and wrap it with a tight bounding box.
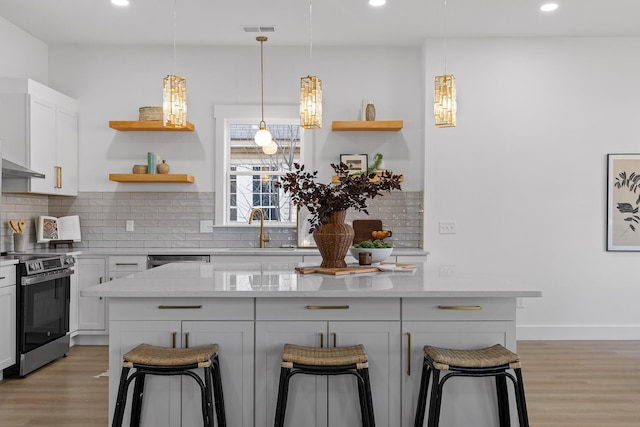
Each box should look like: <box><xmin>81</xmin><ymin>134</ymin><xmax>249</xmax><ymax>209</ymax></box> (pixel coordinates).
<box><xmin>123</xmin><ymin>343</ymin><xmax>218</xmax><ymax>367</ymax></box>
<box><xmin>414</xmin><ymin>344</ymin><xmax>529</xmax><ymax>427</ymax></box>
<box><xmin>424</xmin><ymin>344</ymin><xmax>521</xmax><ymax>370</ymax></box>
<box><xmin>274</xmin><ymin>344</ymin><xmax>375</xmax><ymax>427</ymax></box>
<box><xmin>282</xmin><ymin>343</ymin><xmax>368</xmax><ymax>367</ymax></box>
<box><xmin>112</xmin><ymin>343</ymin><xmax>226</xmax><ymax>427</ymax></box>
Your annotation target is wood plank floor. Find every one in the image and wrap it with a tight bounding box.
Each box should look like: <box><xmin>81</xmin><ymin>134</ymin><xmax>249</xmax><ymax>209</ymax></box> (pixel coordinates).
<box><xmin>0</xmin><ymin>341</ymin><xmax>639</xmax><ymax>426</ymax></box>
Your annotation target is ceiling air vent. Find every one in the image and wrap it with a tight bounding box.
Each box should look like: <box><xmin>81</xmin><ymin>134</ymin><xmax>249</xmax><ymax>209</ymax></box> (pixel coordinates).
<box><xmin>243</xmin><ymin>26</ymin><xmax>276</xmax><ymax>33</ymax></box>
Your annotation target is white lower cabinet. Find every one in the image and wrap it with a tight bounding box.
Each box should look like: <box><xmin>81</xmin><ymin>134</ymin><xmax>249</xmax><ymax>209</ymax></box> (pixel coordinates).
<box><xmin>77</xmin><ymin>257</ymin><xmax>108</xmax><ymax>333</ymax></box>
<box><xmin>402</xmin><ymin>298</ymin><xmax>517</xmax><ymax>427</ymax></box>
<box><xmin>255</xmin><ymin>298</ymin><xmax>401</xmax><ymax>427</ymax></box>
<box><xmin>108</xmin><ymin>298</ymin><xmax>254</xmax><ymax>427</ymax></box>
<box><xmin>0</xmin><ymin>266</ymin><xmax>17</xmax><ymax>371</ymax></box>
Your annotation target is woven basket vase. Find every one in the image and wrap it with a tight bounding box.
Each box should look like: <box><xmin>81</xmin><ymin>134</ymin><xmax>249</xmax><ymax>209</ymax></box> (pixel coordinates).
<box><xmin>312</xmin><ymin>210</ymin><xmax>354</xmax><ymax>268</ymax></box>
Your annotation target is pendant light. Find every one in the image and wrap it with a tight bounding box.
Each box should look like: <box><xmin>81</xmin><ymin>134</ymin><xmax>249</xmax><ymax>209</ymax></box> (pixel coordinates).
<box><xmin>255</xmin><ymin>36</ymin><xmax>272</xmax><ymax>146</ymax></box>
<box><xmin>434</xmin><ymin>0</ymin><xmax>456</xmax><ymax>128</ymax></box>
<box><xmin>163</xmin><ymin>0</ymin><xmax>187</xmax><ymax>128</ymax></box>
<box><xmin>300</xmin><ymin>0</ymin><xmax>322</xmax><ymax>129</ymax></box>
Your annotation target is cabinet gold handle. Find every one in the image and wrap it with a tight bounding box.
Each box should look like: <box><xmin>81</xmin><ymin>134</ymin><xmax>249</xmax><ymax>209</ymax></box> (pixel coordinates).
<box><xmin>58</xmin><ymin>166</ymin><xmax>63</xmax><ymax>188</ymax></box>
<box><xmin>185</xmin><ymin>332</ymin><xmax>190</xmax><ymax>349</ymax></box>
<box><xmin>319</xmin><ymin>332</ymin><xmax>324</xmax><ymax>348</ymax></box>
<box><xmin>158</xmin><ymin>305</ymin><xmax>203</xmax><ymax>309</ymax></box>
<box><xmin>99</xmin><ymin>277</ymin><xmax>103</xmax><ymax>284</ymax></box>
<box><xmin>115</xmin><ymin>263</ymin><xmax>139</xmax><ymax>266</ymax></box>
<box><xmin>172</xmin><ymin>332</ymin><xmax>177</xmax><ymax>348</ymax></box>
<box><xmin>438</xmin><ymin>305</ymin><xmax>482</xmax><ymax>310</ymax></box>
<box><xmin>0</xmin><ymin>276</ymin><xmax>5</xmax><ymax>280</ymax></box>
<box><xmin>109</xmin><ymin>277</ymin><xmax>113</xmax><ymax>281</ymax></box>
<box><xmin>305</xmin><ymin>305</ymin><xmax>349</xmax><ymax>310</ymax></box>
<box><xmin>332</xmin><ymin>333</ymin><xmax>337</xmax><ymax>348</ymax></box>
<box><xmin>406</xmin><ymin>333</ymin><xmax>411</xmax><ymax>376</ymax></box>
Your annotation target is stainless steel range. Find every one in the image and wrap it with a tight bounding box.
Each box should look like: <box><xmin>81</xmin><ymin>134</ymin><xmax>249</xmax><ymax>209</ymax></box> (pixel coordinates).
<box><xmin>3</xmin><ymin>254</ymin><xmax>74</xmax><ymax>378</ymax></box>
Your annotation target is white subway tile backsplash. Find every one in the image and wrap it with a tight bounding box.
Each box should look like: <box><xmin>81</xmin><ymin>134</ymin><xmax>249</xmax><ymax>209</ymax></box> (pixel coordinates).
<box><xmin>1</xmin><ymin>191</ymin><xmax>423</xmax><ymax>252</ymax></box>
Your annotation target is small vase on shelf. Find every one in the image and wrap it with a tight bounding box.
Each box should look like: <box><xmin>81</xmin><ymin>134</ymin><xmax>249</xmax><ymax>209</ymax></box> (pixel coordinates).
<box><xmin>157</xmin><ymin>160</ymin><xmax>170</xmax><ymax>174</ymax></box>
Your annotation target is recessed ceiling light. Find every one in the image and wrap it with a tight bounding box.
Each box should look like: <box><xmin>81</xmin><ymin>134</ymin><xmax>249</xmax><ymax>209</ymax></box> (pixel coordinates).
<box><xmin>369</xmin><ymin>0</ymin><xmax>386</xmax><ymax>6</ymax></box>
<box><xmin>540</xmin><ymin>3</ymin><xmax>559</xmax><ymax>12</ymax></box>
<box><xmin>111</xmin><ymin>0</ymin><xmax>129</xmax><ymax>6</ymax></box>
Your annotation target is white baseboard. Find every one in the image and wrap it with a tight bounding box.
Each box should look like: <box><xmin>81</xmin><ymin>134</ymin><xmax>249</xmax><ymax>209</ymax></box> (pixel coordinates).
<box><xmin>517</xmin><ymin>325</ymin><xmax>640</xmax><ymax>340</ymax></box>
<box><xmin>72</xmin><ymin>334</ymin><xmax>109</xmax><ymax>346</ymax></box>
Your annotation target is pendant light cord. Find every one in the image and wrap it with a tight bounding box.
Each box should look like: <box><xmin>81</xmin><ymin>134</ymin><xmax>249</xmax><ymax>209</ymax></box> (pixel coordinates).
<box><xmin>309</xmin><ymin>0</ymin><xmax>313</xmax><ymax>68</ymax></box>
<box><xmin>172</xmin><ymin>0</ymin><xmax>177</xmax><ymax>74</ymax></box>
<box><xmin>258</xmin><ymin>37</ymin><xmax>267</xmax><ymax>125</ymax></box>
<box><xmin>443</xmin><ymin>0</ymin><xmax>448</xmax><ymax>75</ymax></box>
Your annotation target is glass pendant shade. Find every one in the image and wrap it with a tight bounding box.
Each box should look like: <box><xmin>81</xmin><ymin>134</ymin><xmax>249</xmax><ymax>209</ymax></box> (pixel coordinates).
<box><xmin>163</xmin><ymin>75</ymin><xmax>187</xmax><ymax>127</ymax></box>
<box><xmin>262</xmin><ymin>140</ymin><xmax>278</xmax><ymax>155</ymax></box>
<box><xmin>434</xmin><ymin>74</ymin><xmax>456</xmax><ymax>128</ymax></box>
<box><xmin>300</xmin><ymin>75</ymin><xmax>322</xmax><ymax>129</ymax></box>
<box><xmin>255</xmin><ymin>123</ymin><xmax>272</xmax><ymax>146</ymax></box>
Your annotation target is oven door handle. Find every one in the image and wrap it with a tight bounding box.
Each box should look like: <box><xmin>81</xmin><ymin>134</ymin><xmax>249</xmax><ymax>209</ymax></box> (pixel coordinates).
<box><xmin>21</xmin><ymin>269</ymin><xmax>74</xmax><ymax>286</ymax></box>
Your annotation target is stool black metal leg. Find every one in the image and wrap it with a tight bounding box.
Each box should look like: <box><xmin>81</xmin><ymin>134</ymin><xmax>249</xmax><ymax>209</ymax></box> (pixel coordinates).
<box><xmin>426</xmin><ymin>369</ymin><xmax>441</xmax><ymax>427</ymax></box>
<box><xmin>514</xmin><ymin>369</ymin><xmax>530</xmax><ymax>427</ymax></box>
<box><xmin>360</xmin><ymin>368</ymin><xmax>376</xmax><ymax>427</ymax></box>
<box><xmin>211</xmin><ymin>356</ymin><xmax>227</xmax><ymax>427</ymax></box>
<box><xmin>355</xmin><ymin>370</ymin><xmax>369</xmax><ymax>427</ymax></box>
<box><xmin>414</xmin><ymin>359</ymin><xmax>431</xmax><ymax>427</ymax></box>
<box><xmin>130</xmin><ymin>373</ymin><xmax>146</xmax><ymax>427</ymax></box>
<box><xmin>203</xmin><ymin>365</ymin><xmax>214</xmax><ymax>427</ymax></box>
<box><xmin>112</xmin><ymin>367</ymin><xmax>131</xmax><ymax>427</ymax></box>
<box><xmin>495</xmin><ymin>375</ymin><xmax>511</xmax><ymax>427</ymax></box>
<box><xmin>274</xmin><ymin>367</ymin><xmax>291</xmax><ymax>427</ymax></box>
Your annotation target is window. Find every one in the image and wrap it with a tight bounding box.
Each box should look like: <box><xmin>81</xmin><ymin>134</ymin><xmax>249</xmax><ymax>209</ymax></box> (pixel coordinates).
<box><xmin>214</xmin><ymin>105</ymin><xmax>307</xmax><ymax>226</ymax></box>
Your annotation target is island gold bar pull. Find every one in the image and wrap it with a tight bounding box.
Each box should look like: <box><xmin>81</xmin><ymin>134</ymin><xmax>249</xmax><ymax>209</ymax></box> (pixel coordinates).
<box><xmin>185</xmin><ymin>332</ymin><xmax>190</xmax><ymax>349</ymax></box>
<box><xmin>305</xmin><ymin>305</ymin><xmax>350</xmax><ymax>310</ymax></box>
<box><xmin>158</xmin><ymin>305</ymin><xmax>203</xmax><ymax>309</ymax></box>
<box><xmin>407</xmin><ymin>332</ymin><xmax>411</xmax><ymax>376</ymax></box>
<box><xmin>319</xmin><ymin>332</ymin><xmax>324</xmax><ymax>348</ymax></box>
<box><xmin>438</xmin><ymin>305</ymin><xmax>482</xmax><ymax>310</ymax></box>
<box><xmin>171</xmin><ymin>332</ymin><xmax>177</xmax><ymax>348</ymax></box>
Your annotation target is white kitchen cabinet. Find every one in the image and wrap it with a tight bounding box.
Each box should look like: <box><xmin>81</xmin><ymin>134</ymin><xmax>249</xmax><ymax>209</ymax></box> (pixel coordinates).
<box><xmin>402</xmin><ymin>298</ymin><xmax>517</xmax><ymax>427</ymax></box>
<box><xmin>0</xmin><ymin>265</ymin><xmax>17</xmax><ymax>372</ymax></box>
<box><xmin>69</xmin><ymin>261</ymin><xmax>79</xmax><ymax>337</ymax></box>
<box><xmin>108</xmin><ymin>298</ymin><xmax>254</xmax><ymax>427</ymax></box>
<box><xmin>0</xmin><ymin>78</ymin><xmax>78</xmax><ymax>195</ymax></box>
<box><xmin>76</xmin><ymin>257</ymin><xmax>108</xmax><ymax>333</ymax></box>
<box><xmin>255</xmin><ymin>298</ymin><xmax>401</xmax><ymax>427</ymax></box>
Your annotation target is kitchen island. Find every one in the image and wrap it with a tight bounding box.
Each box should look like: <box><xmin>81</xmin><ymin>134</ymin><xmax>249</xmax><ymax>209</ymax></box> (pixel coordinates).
<box><xmin>82</xmin><ymin>261</ymin><xmax>541</xmax><ymax>427</ymax></box>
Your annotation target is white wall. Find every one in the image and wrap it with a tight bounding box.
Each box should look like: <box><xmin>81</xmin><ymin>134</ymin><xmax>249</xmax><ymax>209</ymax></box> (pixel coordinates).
<box><xmin>48</xmin><ymin>44</ymin><xmax>424</xmax><ymax>192</ymax></box>
<box><xmin>423</xmin><ymin>37</ymin><xmax>640</xmax><ymax>339</ymax></box>
<box><xmin>0</xmin><ymin>16</ymin><xmax>48</xmax><ymax>83</ymax></box>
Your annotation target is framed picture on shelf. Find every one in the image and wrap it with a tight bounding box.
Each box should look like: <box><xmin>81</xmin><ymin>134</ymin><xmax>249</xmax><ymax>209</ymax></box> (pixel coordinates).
<box><xmin>607</xmin><ymin>154</ymin><xmax>640</xmax><ymax>251</ymax></box>
<box><xmin>296</xmin><ymin>206</ymin><xmax>317</xmax><ymax>248</ymax></box>
<box><xmin>340</xmin><ymin>154</ymin><xmax>368</xmax><ymax>174</ymax></box>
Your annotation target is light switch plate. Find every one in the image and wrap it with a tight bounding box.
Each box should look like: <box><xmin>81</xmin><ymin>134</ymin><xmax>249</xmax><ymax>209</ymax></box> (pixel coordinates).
<box><xmin>200</xmin><ymin>220</ymin><xmax>214</xmax><ymax>233</ymax></box>
<box><xmin>125</xmin><ymin>220</ymin><xmax>134</xmax><ymax>232</ymax></box>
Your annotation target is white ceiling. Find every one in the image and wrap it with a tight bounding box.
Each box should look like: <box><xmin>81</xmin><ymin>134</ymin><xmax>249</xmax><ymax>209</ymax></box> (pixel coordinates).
<box><xmin>1</xmin><ymin>0</ymin><xmax>639</xmax><ymax>47</ymax></box>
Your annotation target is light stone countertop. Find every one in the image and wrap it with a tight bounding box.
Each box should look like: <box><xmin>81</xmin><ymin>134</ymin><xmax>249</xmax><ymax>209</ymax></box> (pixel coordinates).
<box><xmin>81</xmin><ymin>261</ymin><xmax>541</xmax><ymax>299</ymax></box>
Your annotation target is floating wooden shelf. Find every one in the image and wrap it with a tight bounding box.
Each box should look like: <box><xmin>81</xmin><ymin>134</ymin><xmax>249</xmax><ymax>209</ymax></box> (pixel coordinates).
<box><xmin>331</xmin><ymin>120</ymin><xmax>403</xmax><ymax>131</ymax></box>
<box><xmin>109</xmin><ymin>121</ymin><xmax>195</xmax><ymax>131</ymax></box>
<box><xmin>331</xmin><ymin>173</ymin><xmax>403</xmax><ymax>183</ymax></box>
<box><xmin>109</xmin><ymin>174</ymin><xmax>195</xmax><ymax>183</ymax></box>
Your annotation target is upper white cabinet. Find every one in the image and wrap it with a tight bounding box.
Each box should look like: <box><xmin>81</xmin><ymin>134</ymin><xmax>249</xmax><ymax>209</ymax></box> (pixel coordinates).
<box><xmin>0</xmin><ymin>78</ymin><xmax>78</xmax><ymax>195</ymax></box>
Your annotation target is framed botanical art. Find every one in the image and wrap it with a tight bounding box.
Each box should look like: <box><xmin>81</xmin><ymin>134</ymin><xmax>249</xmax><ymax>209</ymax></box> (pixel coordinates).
<box><xmin>340</xmin><ymin>154</ymin><xmax>368</xmax><ymax>174</ymax></box>
<box><xmin>296</xmin><ymin>206</ymin><xmax>317</xmax><ymax>248</ymax></box>
<box><xmin>607</xmin><ymin>154</ymin><xmax>640</xmax><ymax>251</ymax></box>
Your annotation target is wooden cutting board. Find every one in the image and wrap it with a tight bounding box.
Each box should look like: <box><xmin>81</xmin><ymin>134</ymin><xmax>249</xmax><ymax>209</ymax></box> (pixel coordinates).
<box><xmin>295</xmin><ymin>263</ymin><xmax>416</xmax><ymax>275</ymax></box>
<box><xmin>352</xmin><ymin>219</ymin><xmax>383</xmax><ymax>244</ymax></box>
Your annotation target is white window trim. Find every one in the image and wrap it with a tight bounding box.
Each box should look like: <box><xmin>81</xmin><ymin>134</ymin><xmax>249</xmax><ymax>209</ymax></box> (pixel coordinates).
<box><xmin>214</xmin><ymin>105</ymin><xmax>311</xmax><ymax>226</ymax></box>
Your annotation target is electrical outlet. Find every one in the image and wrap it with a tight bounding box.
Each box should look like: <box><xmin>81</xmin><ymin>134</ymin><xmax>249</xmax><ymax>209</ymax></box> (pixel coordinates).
<box><xmin>439</xmin><ymin>265</ymin><xmax>455</xmax><ymax>277</ymax></box>
<box><xmin>125</xmin><ymin>220</ymin><xmax>134</xmax><ymax>232</ymax></box>
<box><xmin>439</xmin><ymin>221</ymin><xmax>456</xmax><ymax>234</ymax></box>
<box><xmin>200</xmin><ymin>220</ymin><xmax>214</xmax><ymax>233</ymax></box>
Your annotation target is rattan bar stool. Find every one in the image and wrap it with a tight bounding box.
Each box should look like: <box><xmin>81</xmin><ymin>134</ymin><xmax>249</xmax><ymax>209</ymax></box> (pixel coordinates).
<box><xmin>274</xmin><ymin>343</ymin><xmax>375</xmax><ymax>427</ymax></box>
<box><xmin>112</xmin><ymin>343</ymin><xmax>226</xmax><ymax>427</ymax></box>
<box><xmin>414</xmin><ymin>344</ymin><xmax>529</xmax><ymax>427</ymax></box>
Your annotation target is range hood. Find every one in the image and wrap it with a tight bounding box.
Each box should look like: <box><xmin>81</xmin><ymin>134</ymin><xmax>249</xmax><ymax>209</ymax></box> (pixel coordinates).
<box><xmin>1</xmin><ymin>158</ymin><xmax>45</xmax><ymax>179</ymax></box>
